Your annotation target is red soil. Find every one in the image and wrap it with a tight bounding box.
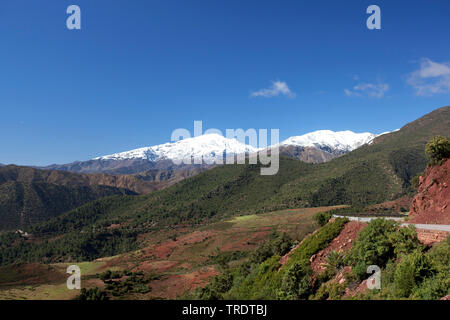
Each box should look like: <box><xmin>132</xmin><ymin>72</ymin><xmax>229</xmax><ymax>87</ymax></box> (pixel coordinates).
<box><xmin>370</xmin><ymin>195</ymin><xmax>412</xmax><ymax>212</ymax></box>
<box><xmin>409</xmin><ymin>159</ymin><xmax>450</xmax><ymax>224</ymax></box>
<box><xmin>149</xmin><ymin>267</ymin><xmax>218</xmax><ymax>299</ymax></box>
<box><xmin>134</xmin><ymin>260</ymin><xmax>180</xmax><ymax>274</ymax></box>
<box><xmin>148</xmin><ymin>230</ymin><xmax>216</xmax><ymax>260</ymax></box>
<box><xmin>220</xmin><ymin>228</ymin><xmax>272</xmax><ymax>252</ymax></box>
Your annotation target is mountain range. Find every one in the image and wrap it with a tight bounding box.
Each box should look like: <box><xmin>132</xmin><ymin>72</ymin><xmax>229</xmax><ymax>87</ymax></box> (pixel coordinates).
<box><xmin>0</xmin><ymin>165</ymin><xmax>205</xmax><ymax>230</ymax></box>
<box><xmin>0</xmin><ymin>105</ymin><xmax>449</xmax><ymax>270</ymax></box>
<box><xmin>1</xmin><ymin>106</ymin><xmax>449</xmax><ymax>234</ymax></box>
<box><xmin>44</xmin><ymin>129</ymin><xmax>384</xmax><ymax>174</ymax></box>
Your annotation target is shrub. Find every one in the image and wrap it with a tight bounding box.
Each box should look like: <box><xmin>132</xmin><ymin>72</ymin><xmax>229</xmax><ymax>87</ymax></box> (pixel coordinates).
<box><xmin>425</xmin><ymin>136</ymin><xmax>450</xmax><ymax>165</ymax></box>
<box><xmin>345</xmin><ymin>219</ymin><xmax>399</xmax><ymax>279</ymax></box>
<box><xmin>198</xmin><ymin>271</ymin><xmax>234</xmax><ymax>300</ymax></box>
<box><xmin>77</xmin><ymin>287</ymin><xmax>108</xmax><ymax>300</ymax></box>
<box><xmin>394</xmin><ymin>250</ymin><xmax>435</xmax><ymax>297</ymax></box>
<box><xmin>99</xmin><ymin>270</ymin><xmax>112</xmax><ymax>281</ymax></box>
<box><xmin>346</xmin><ymin>220</ymin><xmax>422</xmax><ymax>280</ymax></box>
<box><xmin>412</xmin><ymin>274</ymin><xmax>449</xmax><ymax>299</ymax></box>
<box><xmin>388</xmin><ymin>225</ymin><xmax>424</xmax><ymax>257</ymax></box>
<box><xmin>324</xmin><ymin>250</ymin><xmax>345</xmax><ymax>275</ymax></box>
<box><xmin>228</xmin><ymin>255</ymin><xmax>282</xmax><ymax>300</ymax></box>
<box><xmin>313</xmin><ymin>282</ymin><xmax>345</xmax><ymax>300</ymax></box>
<box><xmin>277</xmin><ymin>260</ymin><xmax>312</xmax><ymax>300</ymax></box>
<box><xmin>249</xmin><ymin>232</ymin><xmax>293</xmax><ymax>264</ymax></box>
<box><xmin>412</xmin><ymin>237</ymin><xmax>450</xmax><ymax>299</ymax></box>
<box><xmin>313</xmin><ymin>212</ymin><xmax>332</xmax><ymax>227</ymax></box>
<box><xmin>410</xmin><ymin>173</ymin><xmax>423</xmax><ymax>190</ymax></box>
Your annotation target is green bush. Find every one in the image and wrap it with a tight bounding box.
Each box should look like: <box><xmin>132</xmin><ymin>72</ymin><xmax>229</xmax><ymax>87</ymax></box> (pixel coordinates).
<box><xmin>410</xmin><ymin>173</ymin><xmax>423</xmax><ymax>190</ymax></box>
<box><xmin>277</xmin><ymin>260</ymin><xmax>311</xmax><ymax>300</ymax></box>
<box><xmin>346</xmin><ymin>219</ymin><xmax>422</xmax><ymax>280</ymax></box>
<box><xmin>313</xmin><ymin>282</ymin><xmax>345</xmax><ymax>300</ymax></box>
<box><xmin>198</xmin><ymin>271</ymin><xmax>234</xmax><ymax>300</ymax></box>
<box><xmin>249</xmin><ymin>233</ymin><xmax>293</xmax><ymax>264</ymax></box>
<box><xmin>412</xmin><ymin>236</ymin><xmax>450</xmax><ymax>299</ymax></box>
<box><xmin>394</xmin><ymin>250</ymin><xmax>436</xmax><ymax>297</ymax></box>
<box><xmin>208</xmin><ymin>250</ymin><xmax>248</xmax><ymax>270</ymax></box>
<box><xmin>227</xmin><ymin>255</ymin><xmax>282</xmax><ymax>300</ymax></box>
<box><xmin>425</xmin><ymin>136</ymin><xmax>450</xmax><ymax>165</ymax></box>
<box><xmin>388</xmin><ymin>225</ymin><xmax>424</xmax><ymax>257</ymax></box>
<box><xmin>77</xmin><ymin>287</ymin><xmax>108</xmax><ymax>300</ymax></box>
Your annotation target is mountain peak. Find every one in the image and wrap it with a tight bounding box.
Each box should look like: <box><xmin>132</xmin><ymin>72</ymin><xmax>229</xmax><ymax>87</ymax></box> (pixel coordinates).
<box><xmin>281</xmin><ymin>130</ymin><xmax>377</xmax><ymax>155</ymax></box>
<box><xmin>94</xmin><ymin>133</ymin><xmax>259</xmax><ymax>163</ymax></box>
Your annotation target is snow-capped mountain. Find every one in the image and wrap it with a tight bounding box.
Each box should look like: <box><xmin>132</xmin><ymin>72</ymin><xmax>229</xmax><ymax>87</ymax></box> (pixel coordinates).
<box><xmin>280</xmin><ymin>130</ymin><xmax>378</xmax><ymax>156</ymax></box>
<box><xmin>94</xmin><ymin>130</ymin><xmax>380</xmax><ymax>165</ymax></box>
<box><xmin>46</xmin><ymin>129</ymin><xmax>386</xmax><ymax>174</ymax></box>
<box><xmin>94</xmin><ymin>133</ymin><xmax>259</xmax><ymax>164</ymax></box>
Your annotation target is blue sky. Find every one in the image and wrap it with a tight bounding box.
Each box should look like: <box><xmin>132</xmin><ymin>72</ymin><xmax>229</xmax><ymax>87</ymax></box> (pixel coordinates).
<box><xmin>1</xmin><ymin>0</ymin><xmax>450</xmax><ymax>165</ymax></box>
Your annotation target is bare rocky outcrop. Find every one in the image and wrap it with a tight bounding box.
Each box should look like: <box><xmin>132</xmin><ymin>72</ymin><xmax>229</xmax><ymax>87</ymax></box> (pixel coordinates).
<box><xmin>409</xmin><ymin>158</ymin><xmax>450</xmax><ymax>224</ymax></box>
<box><xmin>416</xmin><ymin>229</ymin><xmax>449</xmax><ymax>246</ymax></box>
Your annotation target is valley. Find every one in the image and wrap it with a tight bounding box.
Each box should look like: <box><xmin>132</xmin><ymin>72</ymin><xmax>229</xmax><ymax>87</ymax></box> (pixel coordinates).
<box><xmin>0</xmin><ymin>106</ymin><xmax>449</xmax><ymax>300</ymax></box>
<box><xmin>0</xmin><ymin>206</ymin><xmax>335</xmax><ymax>299</ymax></box>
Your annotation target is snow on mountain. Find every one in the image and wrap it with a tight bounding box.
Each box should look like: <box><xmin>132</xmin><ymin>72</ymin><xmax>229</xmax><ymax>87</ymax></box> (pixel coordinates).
<box><xmin>94</xmin><ymin>133</ymin><xmax>259</xmax><ymax>164</ymax></box>
<box><xmin>94</xmin><ymin>129</ymin><xmax>387</xmax><ymax>165</ymax></box>
<box><xmin>280</xmin><ymin>130</ymin><xmax>378</xmax><ymax>155</ymax></box>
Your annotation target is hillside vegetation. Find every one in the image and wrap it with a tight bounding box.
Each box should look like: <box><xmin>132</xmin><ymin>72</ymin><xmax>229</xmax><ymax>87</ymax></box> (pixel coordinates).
<box><xmin>0</xmin><ymin>106</ymin><xmax>449</xmax><ymax>265</ymax></box>
<box><xmin>189</xmin><ymin>218</ymin><xmax>449</xmax><ymax>300</ymax></box>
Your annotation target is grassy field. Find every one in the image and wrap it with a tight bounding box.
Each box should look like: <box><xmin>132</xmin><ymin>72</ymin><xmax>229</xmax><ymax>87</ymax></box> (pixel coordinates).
<box><xmin>0</xmin><ymin>260</ymin><xmax>107</xmax><ymax>300</ymax></box>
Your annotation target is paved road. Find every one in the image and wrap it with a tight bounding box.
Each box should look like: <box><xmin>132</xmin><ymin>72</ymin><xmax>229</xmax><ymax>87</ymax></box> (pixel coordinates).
<box><xmin>332</xmin><ymin>215</ymin><xmax>450</xmax><ymax>232</ymax></box>
<box><xmin>403</xmin><ymin>223</ymin><xmax>450</xmax><ymax>232</ymax></box>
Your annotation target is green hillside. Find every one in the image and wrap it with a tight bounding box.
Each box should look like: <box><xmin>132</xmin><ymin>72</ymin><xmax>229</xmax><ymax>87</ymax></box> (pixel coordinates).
<box><xmin>0</xmin><ymin>166</ymin><xmax>139</xmax><ymax>231</ymax></box>
<box><xmin>0</xmin><ymin>181</ymin><xmax>137</xmax><ymax>232</ymax></box>
<box><xmin>65</xmin><ymin>105</ymin><xmax>449</xmax><ymax>227</ymax></box>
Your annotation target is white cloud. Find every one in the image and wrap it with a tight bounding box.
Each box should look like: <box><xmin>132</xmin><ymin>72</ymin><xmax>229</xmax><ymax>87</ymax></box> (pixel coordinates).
<box><xmin>407</xmin><ymin>58</ymin><xmax>450</xmax><ymax>96</ymax></box>
<box><xmin>251</xmin><ymin>81</ymin><xmax>296</xmax><ymax>98</ymax></box>
<box><xmin>345</xmin><ymin>82</ymin><xmax>389</xmax><ymax>98</ymax></box>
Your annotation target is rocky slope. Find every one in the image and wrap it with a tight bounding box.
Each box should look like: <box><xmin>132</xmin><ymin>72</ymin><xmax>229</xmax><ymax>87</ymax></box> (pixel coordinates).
<box><xmin>409</xmin><ymin>158</ymin><xmax>450</xmax><ymax>224</ymax></box>
<box><xmin>278</xmin><ymin>145</ymin><xmax>336</xmax><ymax>163</ymax></box>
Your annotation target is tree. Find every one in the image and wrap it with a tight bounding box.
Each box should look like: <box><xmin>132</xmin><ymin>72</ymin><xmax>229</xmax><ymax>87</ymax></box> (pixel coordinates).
<box><xmin>425</xmin><ymin>136</ymin><xmax>450</xmax><ymax>165</ymax></box>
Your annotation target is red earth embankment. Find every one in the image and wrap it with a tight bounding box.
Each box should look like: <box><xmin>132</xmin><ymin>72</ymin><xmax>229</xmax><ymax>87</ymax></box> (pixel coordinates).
<box><xmin>409</xmin><ymin>158</ymin><xmax>450</xmax><ymax>224</ymax></box>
